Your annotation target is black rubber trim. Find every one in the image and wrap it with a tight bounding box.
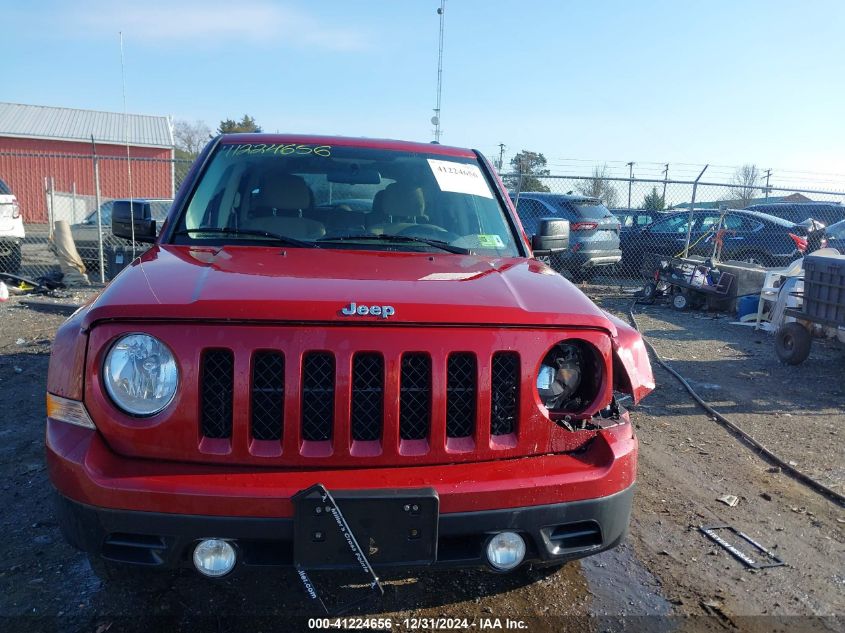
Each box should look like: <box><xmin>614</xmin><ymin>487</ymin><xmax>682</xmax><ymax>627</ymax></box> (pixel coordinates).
<box><xmin>54</xmin><ymin>484</ymin><xmax>634</xmax><ymax>570</ymax></box>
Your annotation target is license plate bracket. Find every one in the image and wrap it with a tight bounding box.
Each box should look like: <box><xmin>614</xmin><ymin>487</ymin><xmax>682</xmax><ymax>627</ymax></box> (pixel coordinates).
<box><xmin>293</xmin><ymin>485</ymin><xmax>439</xmax><ymax>569</ymax></box>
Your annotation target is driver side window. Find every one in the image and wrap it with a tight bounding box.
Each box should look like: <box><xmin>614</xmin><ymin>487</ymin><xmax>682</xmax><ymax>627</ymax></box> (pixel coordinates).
<box><xmin>650</xmin><ymin>215</ymin><xmax>691</xmax><ymax>233</ymax></box>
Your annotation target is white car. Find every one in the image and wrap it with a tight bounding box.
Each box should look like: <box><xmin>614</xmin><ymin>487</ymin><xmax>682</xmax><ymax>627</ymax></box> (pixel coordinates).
<box><xmin>0</xmin><ymin>178</ymin><xmax>25</xmax><ymax>274</ymax></box>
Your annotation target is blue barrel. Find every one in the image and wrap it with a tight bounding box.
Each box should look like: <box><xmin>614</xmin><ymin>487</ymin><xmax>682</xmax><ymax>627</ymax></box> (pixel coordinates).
<box><xmin>737</xmin><ymin>295</ymin><xmax>759</xmax><ymax>319</ymax></box>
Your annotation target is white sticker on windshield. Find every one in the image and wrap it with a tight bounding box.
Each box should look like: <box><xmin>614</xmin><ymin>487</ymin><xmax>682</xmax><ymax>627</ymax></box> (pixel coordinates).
<box><xmin>427</xmin><ymin>159</ymin><xmax>494</xmax><ymax>199</ymax></box>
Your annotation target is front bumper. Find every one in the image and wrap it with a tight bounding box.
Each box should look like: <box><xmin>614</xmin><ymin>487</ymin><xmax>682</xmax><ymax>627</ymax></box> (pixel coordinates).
<box><xmin>553</xmin><ymin>250</ymin><xmax>622</xmax><ymax>272</ymax></box>
<box><xmin>47</xmin><ymin>416</ymin><xmax>637</xmax><ymax>570</ymax></box>
<box><xmin>55</xmin><ymin>484</ymin><xmax>634</xmax><ymax>570</ymax></box>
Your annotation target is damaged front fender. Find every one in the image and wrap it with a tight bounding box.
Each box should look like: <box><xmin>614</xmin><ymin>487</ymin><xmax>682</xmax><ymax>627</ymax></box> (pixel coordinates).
<box><xmin>605</xmin><ymin>312</ymin><xmax>655</xmax><ymax>404</ymax></box>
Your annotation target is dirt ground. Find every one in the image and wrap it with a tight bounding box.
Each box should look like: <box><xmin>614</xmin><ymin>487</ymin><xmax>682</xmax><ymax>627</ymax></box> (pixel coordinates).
<box><xmin>0</xmin><ymin>286</ymin><xmax>842</xmax><ymax>632</ymax></box>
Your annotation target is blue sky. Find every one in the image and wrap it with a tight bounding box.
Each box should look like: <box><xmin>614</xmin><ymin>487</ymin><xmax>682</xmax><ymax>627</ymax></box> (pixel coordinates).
<box><xmin>3</xmin><ymin>0</ymin><xmax>845</xmax><ymax>187</ymax></box>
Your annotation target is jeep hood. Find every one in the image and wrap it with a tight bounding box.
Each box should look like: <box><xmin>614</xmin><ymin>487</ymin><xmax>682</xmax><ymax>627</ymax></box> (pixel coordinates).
<box><xmin>86</xmin><ymin>245</ymin><xmax>614</xmax><ymax>330</ymax></box>
<box><xmin>81</xmin><ymin>246</ymin><xmax>654</xmax><ymax>402</ymax></box>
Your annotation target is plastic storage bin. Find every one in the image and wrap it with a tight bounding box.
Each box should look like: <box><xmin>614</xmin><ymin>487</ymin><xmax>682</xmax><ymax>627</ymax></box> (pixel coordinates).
<box><xmin>803</xmin><ymin>253</ymin><xmax>845</xmax><ymax>326</ymax></box>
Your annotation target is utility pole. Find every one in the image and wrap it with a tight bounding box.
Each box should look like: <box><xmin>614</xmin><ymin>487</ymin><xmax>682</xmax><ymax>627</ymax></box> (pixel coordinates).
<box><xmin>432</xmin><ymin>0</ymin><xmax>446</xmax><ymax>143</ymax></box>
<box><xmin>627</xmin><ymin>162</ymin><xmax>634</xmax><ymax>209</ymax></box>
<box><xmin>497</xmin><ymin>143</ymin><xmax>506</xmax><ymax>171</ymax></box>
<box><xmin>662</xmin><ymin>163</ymin><xmax>669</xmax><ymax>205</ymax></box>
<box><xmin>764</xmin><ymin>169</ymin><xmax>772</xmax><ymax>201</ymax></box>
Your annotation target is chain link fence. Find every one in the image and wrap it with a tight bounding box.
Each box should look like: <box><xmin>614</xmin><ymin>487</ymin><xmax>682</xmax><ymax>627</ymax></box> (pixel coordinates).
<box><xmin>503</xmin><ymin>172</ymin><xmax>845</xmax><ymax>286</ymax></box>
<box><xmin>2</xmin><ymin>148</ymin><xmax>844</xmax><ymax>291</ymax></box>
<box><xmin>0</xmin><ymin>151</ymin><xmax>193</xmax><ymax>283</ymax></box>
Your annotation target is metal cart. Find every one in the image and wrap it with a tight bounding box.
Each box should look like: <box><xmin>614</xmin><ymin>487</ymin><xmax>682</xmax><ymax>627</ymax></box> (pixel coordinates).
<box><xmin>640</xmin><ymin>254</ymin><xmax>735</xmax><ymax>311</ymax></box>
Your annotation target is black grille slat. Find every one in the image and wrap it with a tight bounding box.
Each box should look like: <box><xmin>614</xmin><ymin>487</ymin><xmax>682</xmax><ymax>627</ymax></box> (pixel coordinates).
<box><xmin>251</xmin><ymin>352</ymin><xmax>284</xmax><ymax>441</ymax></box>
<box><xmin>446</xmin><ymin>353</ymin><xmax>477</xmax><ymax>438</ymax></box>
<box><xmin>301</xmin><ymin>353</ymin><xmax>335</xmax><ymax>441</ymax></box>
<box><xmin>201</xmin><ymin>350</ymin><xmax>234</xmax><ymax>439</ymax></box>
<box><xmin>351</xmin><ymin>353</ymin><xmax>384</xmax><ymax>441</ymax></box>
<box><xmin>400</xmin><ymin>354</ymin><xmax>431</xmax><ymax>440</ymax></box>
<box><xmin>491</xmin><ymin>352</ymin><xmax>519</xmax><ymax>436</ymax></box>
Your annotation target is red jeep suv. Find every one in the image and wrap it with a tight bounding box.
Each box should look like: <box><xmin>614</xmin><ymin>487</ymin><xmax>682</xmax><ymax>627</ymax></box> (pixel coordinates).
<box><xmin>46</xmin><ymin>135</ymin><xmax>653</xmax><ymax>584</ymax></box>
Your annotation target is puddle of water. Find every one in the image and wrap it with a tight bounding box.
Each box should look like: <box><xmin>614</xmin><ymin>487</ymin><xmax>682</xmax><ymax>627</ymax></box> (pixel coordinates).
<box><xmin>580</xmin><ymin>541</ymin><xmax>674</xmax><ymax>624</ymax></box>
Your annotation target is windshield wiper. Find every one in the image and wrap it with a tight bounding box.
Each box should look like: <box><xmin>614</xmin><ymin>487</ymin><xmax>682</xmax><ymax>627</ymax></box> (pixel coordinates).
<box><xmin>174</xmin><ymin>227</ymin><xmax>319</xmax><ymax>249</ymax></box>
<box><xmin>317</xmin><ymin>233</ymin><xmax>470</xmax><ymax>254</ymax></box>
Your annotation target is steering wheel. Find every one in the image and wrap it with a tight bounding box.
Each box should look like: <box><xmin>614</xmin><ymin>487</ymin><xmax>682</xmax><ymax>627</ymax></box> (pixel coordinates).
<box><xmin>397</xmin><ymin>224</ymin><xmax>461</xmax><ymax>243</ymax></box>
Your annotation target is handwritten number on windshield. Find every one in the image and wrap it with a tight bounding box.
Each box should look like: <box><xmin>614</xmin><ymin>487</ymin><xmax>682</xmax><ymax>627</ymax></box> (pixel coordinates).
<box><xmin>221</xmin><ymin>144</ymin><xmax>331</xmax><ymax>157</ymax></box>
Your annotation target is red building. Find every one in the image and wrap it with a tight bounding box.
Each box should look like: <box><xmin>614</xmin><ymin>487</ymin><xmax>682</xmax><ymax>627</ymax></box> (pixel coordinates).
<box><xmin>0</xmin><ymin>102</ymin><xmax>174</xmax><ymax>223</ymax></box>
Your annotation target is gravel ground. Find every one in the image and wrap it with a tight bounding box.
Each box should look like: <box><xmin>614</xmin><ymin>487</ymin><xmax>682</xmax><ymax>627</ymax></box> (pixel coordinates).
<box><xmin>0</xmin><ymin>286</ymin><xmax>842</xmax><ymax>632</ymax></box>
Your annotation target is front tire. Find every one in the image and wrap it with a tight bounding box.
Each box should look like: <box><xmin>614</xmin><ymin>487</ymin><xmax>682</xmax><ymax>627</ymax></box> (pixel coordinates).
<box><xmin>640</xmin><ymin>281</ymin><xmax>657</xmax><ymax>304</ymax></box>
<box><xmin>775</xmin><ymin>322</ymin><xmax>812</xmax><ymax>365</ymax></box>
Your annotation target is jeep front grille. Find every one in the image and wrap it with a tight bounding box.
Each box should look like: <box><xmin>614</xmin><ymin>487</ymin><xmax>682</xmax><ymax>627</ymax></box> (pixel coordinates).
<box><xmin>446</xmin><ymin>353</ymin><xmax>477</xmax><ymax>438</ymax></box>
<box><xmin>251</xmin><ymin>351</ymin><xmax>284</xmax><ymax>441</ymax></box>
<box><xmin>491</xmin><ymin>352</ymin><xmax>519</xmax><ymax>436</ymax></box>
<box><xmin>200</xmin><ymin>349</ymin><xmax>234</xmax><ymax>439</ymax></box>
<box><xmin>301</xmin><ymin>352</ymin><xmax>335</xmax><ymax>442</ymax></box>
<box><xmin>199</xmin><ymin>336</ymin><xmax>540</xmax><ymax>458</ymax></box>
<box><xmin>198</xmin><ymin>348</ymin><xmax>524</xmax><ymax>448</ymax></box>
<box><xmin>399</xmin><ymin>353</ymin><xmax>431</xmax><ymax>440</ymax></box>
<box><xmin>351</xmin><ymin>353</ymin><xmax>384</xmax><ymax>442</ymax></box>
<box><xmin>91</xmin><ymin>324</ymin><xmax>610</xmax><ymax>467</ymax></box>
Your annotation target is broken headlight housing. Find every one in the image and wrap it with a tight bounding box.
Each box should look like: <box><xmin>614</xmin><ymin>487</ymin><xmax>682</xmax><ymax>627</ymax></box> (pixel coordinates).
<box><xmin>103</xmin><ymin>333</ymin><xmax>179</xmax><ymax>416</ymax></box>
<box><xmin>536</xmin><ymin>340</ymin><xmax>602</xmax><ymax>413</ymax></box>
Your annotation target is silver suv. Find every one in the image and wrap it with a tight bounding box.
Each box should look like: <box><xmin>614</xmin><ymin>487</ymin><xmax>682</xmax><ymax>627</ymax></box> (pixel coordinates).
<box><xmin>511</xmin><ymin>193</ymin><xmax>621</xmax><ymax>279</ymax></box>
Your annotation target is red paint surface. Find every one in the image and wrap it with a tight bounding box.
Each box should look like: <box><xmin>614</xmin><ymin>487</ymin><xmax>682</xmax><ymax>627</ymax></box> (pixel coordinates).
<box><xmin>85</xmin><ymin>246</ymin><xmax>615</xmax><ymax>329</ymax></box>
<box><xmin>83</xmin><ymin>322</ymin><xmax>611</xmax><ymax>467</ymax></box>
<box><xmin>46</xmin><ymin>415</ymin><xmax>636</xmax><ymax>516</ymax></box>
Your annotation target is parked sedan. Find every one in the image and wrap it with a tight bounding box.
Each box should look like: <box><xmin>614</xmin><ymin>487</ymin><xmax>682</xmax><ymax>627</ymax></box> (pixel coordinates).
<box><xmin>611</xmin><ymin>208</ymin><xmax>667</xmax><ymax>235</ymax></box>
<box><xmin>825</xmin><ymin>219</ymin><xmax>845</xmax><ymax>253</ymax></box>
<box><xmin>510</xmin><ymin>193</ymin><xmax>621</xmax><ymax>278</ymax></box>
<box><xmin>621</xmin><ymin>209</ymin><xmax>810</xmax><ymax>274</ymax></box>
<box><xmin>745</xmin><ymin>202</ymin><xmax>845</xmax><ymax>228</ymax></box>
<box><xmin>70</xmin><ymin>198</ymin><xmax>171</xmax><ymax>274</ymax></box>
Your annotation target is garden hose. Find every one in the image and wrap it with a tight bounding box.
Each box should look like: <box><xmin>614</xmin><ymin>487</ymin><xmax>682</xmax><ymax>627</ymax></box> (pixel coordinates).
<box><xmin>628</xmin><ymin>300</ymin><xmax>845</xmax><ymax>508</ymax></box>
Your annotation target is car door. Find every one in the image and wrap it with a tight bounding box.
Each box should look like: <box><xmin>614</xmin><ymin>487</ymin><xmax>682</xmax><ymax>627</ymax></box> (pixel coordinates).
<box><xmin>690</xmin><ymin>212</ymin><xmax>748</xmax><ymax>259</ymax></box>
<box><xmin>72</xmin><ymin>201</ymin><xmax>116</xmax><ymax>262</ymax></box>
<box><xmin>640</xmin><ymin>213</ymin><xmax>694</xmax><ymax>255</ymax></box>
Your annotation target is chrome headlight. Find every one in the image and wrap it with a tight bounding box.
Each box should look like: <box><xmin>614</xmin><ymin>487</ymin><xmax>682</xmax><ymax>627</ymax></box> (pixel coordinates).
<box><xmin>103</xmin><ymin>334</ymin><xmax>178</xmax><ymax>416</ymax></box>
<box><xmin>536</xmin><ymin>341</ymin><xmax>600</xmax><ymax>412</ymax></box>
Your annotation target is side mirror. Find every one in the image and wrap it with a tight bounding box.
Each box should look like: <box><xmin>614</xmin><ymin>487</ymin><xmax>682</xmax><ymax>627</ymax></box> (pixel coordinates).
<box><xmin>112</xmin><ymin>200</ymin><xmax>156</xmax><ymax>243</ymax></box>
<box><xmin>531</xmin><ymin>218</ymin><xmax>569</xmax><ymax>256</ymax></box>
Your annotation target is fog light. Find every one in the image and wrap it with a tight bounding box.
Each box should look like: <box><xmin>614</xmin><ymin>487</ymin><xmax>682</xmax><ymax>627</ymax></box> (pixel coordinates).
<box><xmin>193</xmin><ymin>539</ymin><xmax>236</xmax><ymax>577</ymax></box>
<box><xmin>485</xmin><ymin>531</ymin><xmax>526</xmax><ymax>571</ymax></box>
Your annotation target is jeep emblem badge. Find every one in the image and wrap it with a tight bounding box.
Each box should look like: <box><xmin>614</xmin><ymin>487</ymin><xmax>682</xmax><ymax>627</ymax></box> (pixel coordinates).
<box><xmin>340</xmin><ymin>302</ymin><xmax>395</xmax><ymax>319</ymax></box>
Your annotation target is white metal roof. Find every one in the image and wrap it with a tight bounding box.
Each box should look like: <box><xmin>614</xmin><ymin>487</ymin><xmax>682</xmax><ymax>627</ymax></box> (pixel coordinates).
<box><xmin>0</xmin><ymin>102</ymin><xmax>173</xmax><ymax>148</ymax></box>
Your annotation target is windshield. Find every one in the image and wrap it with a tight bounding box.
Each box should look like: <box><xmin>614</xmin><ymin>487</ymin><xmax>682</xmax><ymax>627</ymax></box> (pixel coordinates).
<box><xmin>173</xmin><ymin>142</ymin><xmax>520</xmax><ymax>256</ymax></box>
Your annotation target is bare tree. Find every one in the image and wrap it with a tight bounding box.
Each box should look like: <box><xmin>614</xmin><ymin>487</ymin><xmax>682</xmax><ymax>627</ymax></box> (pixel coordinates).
<box><xmin>575</xmin><ymin>164</ymin><xmax>620</xmax><ymax>207</ymax></box>
<box><xmin>731</xmin><ymin>164</ymin><xmax>761</xmax><ymax>208</ymax></box>
<box><xmin>173</xmin><ymin>119</ymin><xmax>211</xmax><ymax>157</ymax></box>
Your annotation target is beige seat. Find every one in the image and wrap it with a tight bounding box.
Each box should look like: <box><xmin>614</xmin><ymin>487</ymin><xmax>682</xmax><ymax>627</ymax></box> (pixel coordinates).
<box><xmin>244</xmin><ymin>174</ymin><xmax>325</xmax><ymax>240</ymax></box>
<box><xmin>368</xmin><ymin>183</ymin><xmax>427</xmax><ymax>235</ymax></box>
